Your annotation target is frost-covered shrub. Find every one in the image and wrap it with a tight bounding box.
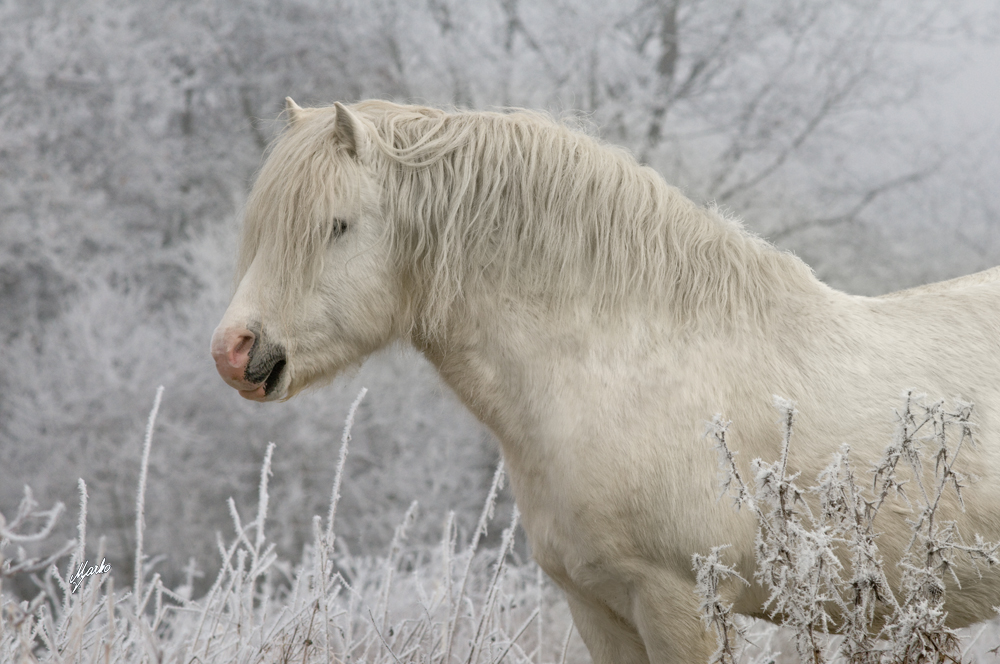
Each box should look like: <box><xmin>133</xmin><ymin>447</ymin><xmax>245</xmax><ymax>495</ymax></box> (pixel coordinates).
<box><xmin>695</xmin><ymin>393</ymin><xmax>1000</xmax><ymax>664</ymax></box>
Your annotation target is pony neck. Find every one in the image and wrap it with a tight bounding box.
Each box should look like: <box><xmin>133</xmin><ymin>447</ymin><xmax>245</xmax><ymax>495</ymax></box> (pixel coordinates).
<box><xmin>411</xmin><ymin>200</ymin><xmax>830</xmax><ymax>485</ymax></box>
<box><xmin>408</xmin><ymin>196</ymin><xmax>825</xmax><ymax>341</ymax></box>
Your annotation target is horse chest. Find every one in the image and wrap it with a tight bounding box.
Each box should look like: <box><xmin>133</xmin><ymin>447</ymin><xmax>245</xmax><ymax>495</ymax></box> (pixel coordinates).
<box><xmin>507</xmin><ymin>418</ymin><xmax>712</xmax><ymax>591</ymax></box>
<box><xmin>514</xmin><ymin>469</ymin><xmax>648</xmax><ymax>609</ymax></box>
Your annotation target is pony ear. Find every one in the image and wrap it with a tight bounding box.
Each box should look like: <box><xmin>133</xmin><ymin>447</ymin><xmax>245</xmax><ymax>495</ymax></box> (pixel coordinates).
<box><xmin>332</xmin><ymin>102</ymin><xmax>369</xmax><ymax>160</ymax></box>
<box><xmin>285</xmin><ymin>97</ymin><xmax>305</xmax><ymax>125</ymax></box>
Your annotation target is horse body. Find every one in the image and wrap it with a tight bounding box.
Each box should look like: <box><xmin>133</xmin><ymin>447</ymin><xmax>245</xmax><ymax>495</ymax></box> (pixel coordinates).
<box><xmin>424</xmin><ymin>260</ymin><xmax>1000</xmax><ymax>662</ymax></box>
<box><xmin>212</xmin><ymin>99</ymin><xmax>1000</xmax><ymax>663</ymax></box>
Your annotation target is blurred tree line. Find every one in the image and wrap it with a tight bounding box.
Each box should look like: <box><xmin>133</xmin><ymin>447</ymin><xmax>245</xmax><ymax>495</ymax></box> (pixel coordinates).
<box><xmin>1</xmin><ymin>0</ymin><xmax>997</xmax><ymax>594</ymax></box>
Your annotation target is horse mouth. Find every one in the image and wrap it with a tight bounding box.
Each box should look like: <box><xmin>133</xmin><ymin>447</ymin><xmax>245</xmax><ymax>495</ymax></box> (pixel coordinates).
<box><xmin>236</xmin><ymin>359</ymin><xmax>286</xmax><ymax>401</ymax></box>
<box><xmin>263</xmin><ymin>359</ymin><xmax>286</xmax><ymax>397</ymax></box>
<box><xmin>238</xmin><ymin>332</ymin><xmax>288</xmax><ymax>400</ymax></box>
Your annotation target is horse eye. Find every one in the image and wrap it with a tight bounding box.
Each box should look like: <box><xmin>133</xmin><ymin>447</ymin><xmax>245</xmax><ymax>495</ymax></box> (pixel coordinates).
<box><xmin>329</xmin><ymin>218</ymin><xmax>349</xmax><ymax>240</ymax></box>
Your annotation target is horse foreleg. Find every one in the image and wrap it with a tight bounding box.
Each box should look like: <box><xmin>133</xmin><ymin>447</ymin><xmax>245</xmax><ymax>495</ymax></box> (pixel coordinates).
<box><xmin>632</xmin><ymin>574</ymin><xmax>717</xmax><ymax>664</ymax></box>
<box><xmin>565</xmin><ymin>591</ymin><xmax>650</xmax><ymax>664</ymax></box>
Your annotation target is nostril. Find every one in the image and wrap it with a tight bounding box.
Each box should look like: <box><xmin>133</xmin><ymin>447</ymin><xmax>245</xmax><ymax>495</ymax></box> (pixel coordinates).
<box><xmin>234</xmin><ymin>333</ymin><xmax>254</xmax><ymax>356</ymax></box>
<box><xmin>228</xmin><ymin>330</ymin><xmax>256</xmax><ymax>368</ymax></box>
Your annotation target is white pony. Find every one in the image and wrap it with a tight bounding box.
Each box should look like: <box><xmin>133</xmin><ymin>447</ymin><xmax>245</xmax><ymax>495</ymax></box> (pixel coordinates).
<box><xmin>212</xmin><ymin>99</ymin><xmax>1000</xmax><ymax>663</ymax></box>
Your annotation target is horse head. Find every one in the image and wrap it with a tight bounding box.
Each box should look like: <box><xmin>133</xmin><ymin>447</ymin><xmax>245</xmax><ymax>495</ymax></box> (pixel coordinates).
<box><xmin>211</xmin><ymin>101</ymin><xmax>405</xmax><ymax>401</ymax></box>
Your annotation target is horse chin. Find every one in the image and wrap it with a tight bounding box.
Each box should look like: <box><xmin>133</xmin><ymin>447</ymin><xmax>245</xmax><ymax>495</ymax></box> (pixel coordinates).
<box><xmin>280</xmin><ymin>356</ymin><xmax>363</xmax><ymax>399</ymax></box>
<box><xmin>242</xmin><ymin>351</ymin><xmax>365</xmax><ymax>402</ymax></box>
<box><xmin>238</xmin><ymin>385</ymin><xmax>270</xmax><ymax>401</ymax></box>
<box><xmin>238</xmin><ymin>383</ymin><xmax>287</xmax><ymax>402</ymax></box>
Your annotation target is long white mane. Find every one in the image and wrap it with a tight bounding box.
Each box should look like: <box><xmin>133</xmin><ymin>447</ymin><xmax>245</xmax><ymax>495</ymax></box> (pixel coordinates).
<box><xmin>240</xmin><ymin>100</ymin><xmax>818</xmax><ymax>335</ymax></box>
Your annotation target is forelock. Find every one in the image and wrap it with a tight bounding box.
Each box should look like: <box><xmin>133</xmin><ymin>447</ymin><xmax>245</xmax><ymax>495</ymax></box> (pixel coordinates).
<box><xmin>236</xmin><ymin>111</ymin><xmax>362</xmax><ymax>294</ymax></box>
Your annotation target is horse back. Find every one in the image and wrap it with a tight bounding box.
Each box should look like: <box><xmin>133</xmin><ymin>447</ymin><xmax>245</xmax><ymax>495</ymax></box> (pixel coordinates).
<box><xmin>878</xmin><ymin>265</ymin><xmax>1000</xmax><ymax>298</ymax></box>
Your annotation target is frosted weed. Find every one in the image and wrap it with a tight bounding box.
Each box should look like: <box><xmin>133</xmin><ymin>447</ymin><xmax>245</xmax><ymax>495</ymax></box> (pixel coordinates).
<box><xmin>696</xmin><ymin>393</ymin><xmax>1000</xmax><ymax>664</ymax></box>
<box><xmin>1</xmin><ymin>387</ymin><xmax>583</xmax><ymax>663</ymax></box>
